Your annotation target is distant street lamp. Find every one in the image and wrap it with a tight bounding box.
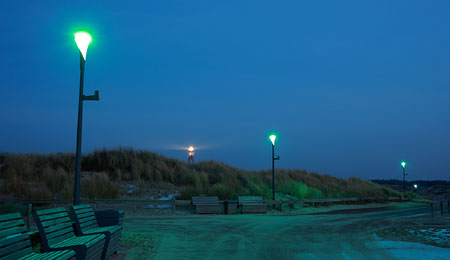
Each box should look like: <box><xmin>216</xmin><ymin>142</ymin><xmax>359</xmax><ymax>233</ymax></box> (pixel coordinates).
<box><xmin>269</xmin><ymin>134</ymin><xmax>280</xmax><ymax>201</ymax></box>
<box><xmin>401</xmin><ymin>161</ymin><xmax>407</xmax><ymax>191</ymax></box>
<box><xmin>73</xmin><ymin>31</ymin><xmax>99</xmax><ymax>205</ymax></box>
<box><xmin>413</xmin><ymin>184</ymin><xmax>418</xmax><ymax>189</ymax></box>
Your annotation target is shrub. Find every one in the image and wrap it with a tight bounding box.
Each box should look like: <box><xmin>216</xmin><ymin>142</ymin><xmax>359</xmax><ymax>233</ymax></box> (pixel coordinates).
<box><xmin>208</xmin><ymin>184</ymin><xmax>236</xmax><ymax>200</ymax></box>
<box><xmin>41</xmin><ymin>167</ymin><xmax>71</xmax><ymax>192</ymax></box>
<box><xmin>82</xmin><ymin>172</ymin><xmax>120</xmax><ymax>199</ymax></box>
<box><xmin>277</xmin><ymin>180</ymin><xmax>323</xmax><ymax>199</ymax></box>
<box><xmin>246</xmin><ymin>177</ymin><xmax>272</xmax><ymax>199</ymax></box>
<box><xmin>177</xmin><ymin>186</ymin><xmax>200</xmax><ymax>200</ymax></box>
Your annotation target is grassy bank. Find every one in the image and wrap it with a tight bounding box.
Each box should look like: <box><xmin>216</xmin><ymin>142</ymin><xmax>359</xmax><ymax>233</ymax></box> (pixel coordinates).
<box><xmin>0</xmin><ymin>148</ymin><xmax>418</xmax><ymax>200</ymax></box>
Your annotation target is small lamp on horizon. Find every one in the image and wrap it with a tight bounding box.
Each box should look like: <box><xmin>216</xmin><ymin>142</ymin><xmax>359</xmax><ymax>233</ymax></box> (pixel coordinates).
<box><xmin>401</xmin><ymin>161</ymin><xmax>408</xmax><ymax>191</ymax></box>
<box><xmin>269</xmin><ymin>133</ymin><xmax>280</xmax><ymax>202</ymax></box>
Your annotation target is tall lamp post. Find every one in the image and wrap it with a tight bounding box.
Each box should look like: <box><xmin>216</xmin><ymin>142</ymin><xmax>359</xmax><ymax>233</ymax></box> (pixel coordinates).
<box><xmin>73</xmin><ymin>31</ymin><xmax>99</xmax><ymax>205</ymax></box>
<box><xmin>269</xmin><ymin>134</ymin><xmax>280</xmax><ymax>201</ymax></box>
<box><xmin>401</xmin><ymin>161</ymin><xmax>407</xmax><ymax>191</ymax></box>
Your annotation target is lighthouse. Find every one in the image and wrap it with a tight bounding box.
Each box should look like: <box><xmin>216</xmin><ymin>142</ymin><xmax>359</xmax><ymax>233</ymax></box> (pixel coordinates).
<box><xmin>188</xmin><ymin>146</ymin><xmax>195</xmax><ymax>163</ymax></box>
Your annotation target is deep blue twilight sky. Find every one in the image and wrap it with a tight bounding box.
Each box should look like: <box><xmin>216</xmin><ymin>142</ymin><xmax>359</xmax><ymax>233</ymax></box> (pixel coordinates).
<box><xmin>1</xmin><ymin>1</ymin><xmax>450</xmax><ymax>180</ymax></box>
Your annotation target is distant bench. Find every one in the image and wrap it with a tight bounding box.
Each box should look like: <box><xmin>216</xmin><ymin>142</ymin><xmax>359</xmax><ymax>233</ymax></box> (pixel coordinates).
<box><xmin>238</xmin><ymin>196</ymin><xmax>267</xmax><ymax>214</ymax></box>
<box><xmin>192</xmin><ymin>196</ymin><xmax>222</xmax><ymax>214</ymax></box>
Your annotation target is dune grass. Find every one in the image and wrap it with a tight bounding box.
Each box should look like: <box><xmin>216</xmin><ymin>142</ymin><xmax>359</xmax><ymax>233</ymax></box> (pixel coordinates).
<box><xmin>0</xmin><ymin>148</ymin><xmax>419</xmax><ymax>200</ymax></box>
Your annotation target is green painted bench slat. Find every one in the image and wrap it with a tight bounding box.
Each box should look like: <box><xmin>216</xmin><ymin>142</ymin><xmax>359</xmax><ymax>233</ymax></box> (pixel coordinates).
<box><xmin>41</xmin><ymin>216</ymin><xmax>70</xmax><ymax>228</ymax></box>
<box><xmin>0</xmin><ymin>239</ymin><xmax>31</xmax><ymax>256</ymax></box>
<box><xmin>80</xmin><ymin>220</ymin><xmax>97</xmax><ymax>229</ymax></box>
<box><xmin>0</xmin><ymin>219</ymin><xmax>23</xmax><ymax>229</ymax></box>
<box><xmin>0</xmin><ymin>226</ymin><xmax>27</xmax><ymax>238</ymax></box>
<box><xmin>46</xmin><ymin>225</ymin><xmax>74</xmax><ymax>240</ymax></box>
<box><xmin>77</xmin><ymin>211</ymin><xmax>94</xmax><ymax>219</ymax></box>
<box><xmin>79</xmin><ymin>215</ymin><xmax>96</xmax><ymax>222</ymax></box>
<box><xmin>0</xmin><ymin>233</ymin><xmax>27</xmax><ymax>248</ymax></box>
<box><xmin>0</xmin><ymin>213</ymin><xmax>23</xmax><ymax>221</ymax></box>
<box><xmin>44</xmin><ymin>221</ymin><xmax>73</xmax><ymax>235</ymax></box>
<box><xmin>47</xmin><ymin>232</ymin><xmax>75</xmax><ymax>248</ymax></box>
<box><xmin>37</xmin><ymin>212</ymin><xmax>69</xmax><ymax>222</ymax></box>
<box><xmin>17</xmin><ymin>249</ymin><xmax>76</xmax><ymax>260</ymax></box>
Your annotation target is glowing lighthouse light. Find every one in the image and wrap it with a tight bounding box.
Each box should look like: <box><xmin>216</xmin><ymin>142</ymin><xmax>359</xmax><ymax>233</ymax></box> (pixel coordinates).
<box><xmin>188</xmin><ymin>146</ymin><xmax>195</xmax><ymax>163</ymax></box>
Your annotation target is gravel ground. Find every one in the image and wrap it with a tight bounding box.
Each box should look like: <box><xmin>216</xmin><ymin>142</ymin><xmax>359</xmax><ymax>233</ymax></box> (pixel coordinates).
<box><xmin>112</xmin><ymin>202</ymin><xmax>450</xmax><ymax>260</ymax></box>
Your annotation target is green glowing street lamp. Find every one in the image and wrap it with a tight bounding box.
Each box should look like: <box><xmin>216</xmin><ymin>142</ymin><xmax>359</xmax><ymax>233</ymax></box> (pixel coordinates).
<box><xmin>401</xmin><ymin>161</ymin><xmax>408</xmax><ymax>191</ymax></box>
<box><xmin>269</xmin><ymin>134</ymin><xmax>280</xmax><ymax>201</ymax></box>
<box><xmin>73</xmin><ymin>31</ymin><xmax>99</xmax><ymax>205</ymax></box>
<box><xmin>413</xmin><ymin>184</ymin><xmax>418</xmax><ymax>189</ymax></box>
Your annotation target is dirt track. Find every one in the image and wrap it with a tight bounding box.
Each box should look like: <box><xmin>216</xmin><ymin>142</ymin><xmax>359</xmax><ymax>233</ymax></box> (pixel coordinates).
<box><xmin>122</xmin><ymin>203</ymin><xmax>450</xmax><ymax>260</ymax></box>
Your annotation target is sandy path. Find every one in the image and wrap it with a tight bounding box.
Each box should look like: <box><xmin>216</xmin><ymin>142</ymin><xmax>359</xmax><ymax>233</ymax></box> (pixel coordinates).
<box><xmin>123</xmin><ymin>203</ymin><xmax>448</xmax><ymax>259</ymax></box>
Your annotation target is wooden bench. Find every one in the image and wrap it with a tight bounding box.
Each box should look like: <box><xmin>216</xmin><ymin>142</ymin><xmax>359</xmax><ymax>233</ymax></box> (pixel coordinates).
<box><xmin>192</xmin><ymin>196</ymin><xmax>222</xmax><ymax>214</ymax></box>
<box><xmin>0</xmin><ymin>212</ymin><xmax>76</xmax><ymax>260</ymax></box>
<box><xmin>33</xmin><ymin>207</ymin><xmax>106</xmax><ymax>260</ymax></box>
<box><xmin>70</xmin><ymin>205</ymin><xmax>122</xmax><ymax>260</ymax></box>
<box><xmin>238</xmin><ymin>196</ymin><xmax>267</xmax><ymax>214</ymax></box>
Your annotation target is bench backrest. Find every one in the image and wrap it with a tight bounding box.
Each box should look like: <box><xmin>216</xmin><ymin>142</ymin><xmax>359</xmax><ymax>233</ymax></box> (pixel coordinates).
<box><xmin>0</xmin><ymin>212</ymin><xmax>33</xmax><ymax>259</ymax></box>
<box><xmin>192</xmin><ymin>196</ymin><xmax>220</xmax><ymax>205</ymax></box>
<box><xmin>33</xmin><ymin>207</ymin><xmax>75</xmax><ymax>248</ymax></box>
<box><xmin>70</xmin><ymin>205</ymin><xmax>98</xmax><ymax>234</ymax></box>
<box><xmin>238</xmin><ymin>196</ymin><xmax>265</xmax><ymax>205</ymax></box>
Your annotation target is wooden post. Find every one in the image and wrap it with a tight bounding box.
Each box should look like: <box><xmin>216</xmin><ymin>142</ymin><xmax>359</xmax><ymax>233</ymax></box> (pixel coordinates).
<box><xmin>26</xmin><ymin>204</ymin><xmax>32</xmax><ymax>232</ymax></box>
<box><xmin>440</xmin><ymin>201</ymin><xmax>444</xmax><ymax>216</ymax></box>
<box><xmin>172</xmin><ymin>199</ymin><xmax>176</xmax><ymax>214</ymax></box>
<box><xmin>448</xmin><ymin>201</ymin><xmax>450</xmax><ymax>215</ymax></box>
<box><xmin>431</xmin><ymin>202</ymin><xmax>434</xmax><ymax>217</ymax></box>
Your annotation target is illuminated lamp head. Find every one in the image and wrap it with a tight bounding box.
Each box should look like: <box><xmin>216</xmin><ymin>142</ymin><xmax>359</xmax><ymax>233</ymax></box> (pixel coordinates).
<box><xmin>269</xmin><ymin>134</ymin><xmax>276</xmax><ymax>146</ymax></box>
<box><xmin>74</xmin><ymin>31</ymin><xmax>92</xmax><ymax>60</ymax></box>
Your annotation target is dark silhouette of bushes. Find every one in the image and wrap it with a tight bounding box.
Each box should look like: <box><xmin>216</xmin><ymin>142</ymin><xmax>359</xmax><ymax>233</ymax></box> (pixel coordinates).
<box><xmin>0</xmin><ymin>148</ymin><xmax>418</xmax><ymax>200</ymax></box>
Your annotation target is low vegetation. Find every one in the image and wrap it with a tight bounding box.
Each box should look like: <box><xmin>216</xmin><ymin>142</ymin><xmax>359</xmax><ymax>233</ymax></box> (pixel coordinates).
<box><xmin>121</xmin><ymin>232</ymin><xmax>162</xmax><ymax>259</ymax></box>
<box><xmin>0</xmin><ymin>148</ymin><xmax>419</xmax><ymax>200</ymax></box>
